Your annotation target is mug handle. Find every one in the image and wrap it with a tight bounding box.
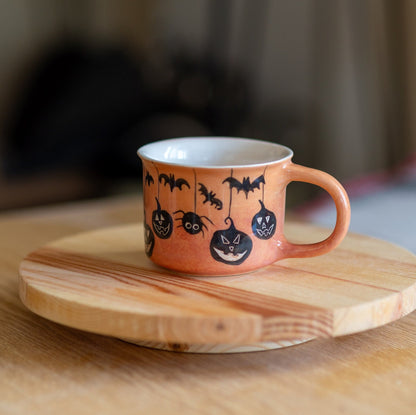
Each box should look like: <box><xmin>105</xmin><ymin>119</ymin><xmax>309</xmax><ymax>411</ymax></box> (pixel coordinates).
<box><xmin>281</xmin><ymin>162</ymin><xmax>351</xmax><ymax>258</ymax></box>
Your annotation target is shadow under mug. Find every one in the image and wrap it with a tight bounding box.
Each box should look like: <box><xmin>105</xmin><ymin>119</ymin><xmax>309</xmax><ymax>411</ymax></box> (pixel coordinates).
<box><xmin>138</xmin><ymin>137</ymin><xmax>350</xmax><ymax>276</ymax></box>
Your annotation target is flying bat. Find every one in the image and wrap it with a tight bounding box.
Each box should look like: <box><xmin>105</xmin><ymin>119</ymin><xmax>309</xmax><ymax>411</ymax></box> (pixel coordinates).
<box><xmin>144</xmin><ymin>170</ymin><xmax>154</xmax><ymax>186</ymax></box>
<box><xmin>222</xmin><ymin>175</ymin><xmax>265</xmax><ymax>198</ymax></box>
<box><xmin>159</xmin><ymin>173</ymin><xmax>190</xmax><ymax>192</ymax></box>
<box><xmin>198</xmin><ymin>183</ymin><xmax>223</xmax><ymax>210</ymax></box>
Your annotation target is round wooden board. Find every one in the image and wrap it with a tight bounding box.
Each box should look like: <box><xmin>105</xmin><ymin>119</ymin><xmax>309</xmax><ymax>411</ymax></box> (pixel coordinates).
<box><xmin>19</xmin><ymin>223</ymin><xmax>416</xmax><ymax>353</ymax></box>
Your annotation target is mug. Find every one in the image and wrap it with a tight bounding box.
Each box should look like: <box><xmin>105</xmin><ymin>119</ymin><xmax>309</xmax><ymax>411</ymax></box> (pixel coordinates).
<box><xmin>138</xmin><ymin>137</ymin><xmax>350</xmax><ymax>276</ymax></box>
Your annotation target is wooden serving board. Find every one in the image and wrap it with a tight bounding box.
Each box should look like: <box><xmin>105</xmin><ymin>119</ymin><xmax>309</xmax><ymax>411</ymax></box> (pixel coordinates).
<box><xmin>19</xmin><ymin>223</ymin><xmax>416</xmax><ymax>353</ymax></box>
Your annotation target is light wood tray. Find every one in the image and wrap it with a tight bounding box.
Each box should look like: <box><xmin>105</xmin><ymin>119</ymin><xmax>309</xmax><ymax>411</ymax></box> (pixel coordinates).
<box><xmin>19</xmin><ymin>223</ymin><xmax>416</xmax><ymax>353</ymax></box>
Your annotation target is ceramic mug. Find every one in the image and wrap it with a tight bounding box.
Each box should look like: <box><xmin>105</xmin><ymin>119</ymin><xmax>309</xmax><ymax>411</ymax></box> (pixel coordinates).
<box><xmin>138</xmin><ymin>137</ymin><xmax>350</xmax><ymax>276</ymax></box>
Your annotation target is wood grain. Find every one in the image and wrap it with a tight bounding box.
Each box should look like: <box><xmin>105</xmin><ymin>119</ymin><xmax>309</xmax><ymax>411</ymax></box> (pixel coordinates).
<box><xmin>18</xmin><ymin>223</ymin><xmax>416</xmax><ymax>350</ymax></box>
<box><xmin>3</xmin><ymin>195</ymin><xmax>416</xmax><ymax>414</ymax></box>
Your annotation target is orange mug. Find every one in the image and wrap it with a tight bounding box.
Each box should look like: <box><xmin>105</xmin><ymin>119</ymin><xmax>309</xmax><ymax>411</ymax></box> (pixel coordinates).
<box><xmin>138</xmin><ymin>137</ymin><xmax>350</xmax><ymax>276</ymax></box>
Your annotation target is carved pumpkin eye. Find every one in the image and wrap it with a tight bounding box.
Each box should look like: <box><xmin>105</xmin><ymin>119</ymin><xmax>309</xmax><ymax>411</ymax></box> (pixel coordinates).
<box><xmin>266</xmin><ymin>216</ymin><xmax>270</xmax><ymax>223</ymax></box>
<box><xmin>233</xmin><ymin>234</ymin><xmax>240</xmax><ymax>244</ymax></box>
<box><xmin>221</xmin><ymin>235</ymin><xmax>230</xmax><ymax>244</ymax></box>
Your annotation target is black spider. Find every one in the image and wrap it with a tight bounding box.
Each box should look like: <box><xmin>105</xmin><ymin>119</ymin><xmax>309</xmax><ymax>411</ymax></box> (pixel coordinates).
<box><xmin>174</xmin><ymin>210</ymin><xmax>213</xmax><ymax>237</ymax></box>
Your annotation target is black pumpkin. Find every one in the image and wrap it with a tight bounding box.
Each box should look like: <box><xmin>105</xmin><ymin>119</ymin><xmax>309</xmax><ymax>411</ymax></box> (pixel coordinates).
<box><xmin>210</xmin><ymin>217</ymin><xmax>252</xmax><ymax>265</ymax></box>
<box><xmin>152</xmin><ymin>198</ymin><xmax>173</xmax><ymax>239</ymax></box>
<box><xmin>252</xmin><ymin>200</ymin><xmax>276</xmax><ymax>240</ymax></box>
<box><xmin>144</xmin><ymin>223</ymin><xmax>155</xmax><ymax>257</ymax></box>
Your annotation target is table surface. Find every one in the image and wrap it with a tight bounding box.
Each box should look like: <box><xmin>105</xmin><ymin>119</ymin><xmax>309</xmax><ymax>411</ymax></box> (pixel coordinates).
<box><xmin>2</xmin><ymin>195</ymin><xmax>416</xmax><ymax>415</ymax></box>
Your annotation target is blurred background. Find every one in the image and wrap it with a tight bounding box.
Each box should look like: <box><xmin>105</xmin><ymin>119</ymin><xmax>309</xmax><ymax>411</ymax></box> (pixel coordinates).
<box><xmin>0</xmin><ymin>0</ymin><xmax>415</xmax><ymax>211</ymax></box>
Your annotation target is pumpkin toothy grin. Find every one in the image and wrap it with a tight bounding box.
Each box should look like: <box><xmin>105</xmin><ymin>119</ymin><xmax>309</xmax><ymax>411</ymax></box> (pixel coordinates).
<box><xmin>255</xmin><ymin>224</ymin><xmax>275</xmax><ymax>238</ymax></box>
<box><xmin>212</xmin><ymin>247</ymin><xmax>248</xmax><ymax>262</ymax></box>
<box><xmin>153</xmin><ymin>223</ymin><xmax>171</xmax><ymax>237</ymax></box>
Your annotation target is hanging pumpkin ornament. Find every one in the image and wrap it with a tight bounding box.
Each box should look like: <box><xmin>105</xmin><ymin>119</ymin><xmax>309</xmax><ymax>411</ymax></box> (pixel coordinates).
<box><xmin>210</xmin><ymin>169</ymin><xmax>253</xmax><ymax>265</ymax></box>
<box><xmin>210</xmin><ymin>217</ymin><xmax>252</xmax><ymax>265</ymax></box>
<box><xmin>144</xmin><ymin>223</ymin><xmax>155</xmax><ymax>257</ymax></box>
<box><xmin>152</xmin><ymin>197</ymin><xmax>173</xmax><ymax>239</ymax></box>
<box><xmin>252</xmin><ymin>200</ymin><xmax>276</xmax><ymax>240</ymax></box>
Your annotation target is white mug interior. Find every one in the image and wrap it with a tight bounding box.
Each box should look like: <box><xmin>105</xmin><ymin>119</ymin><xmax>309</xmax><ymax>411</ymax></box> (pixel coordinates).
<box><xmin>138</xmin><ymin>137</ymin><xmax>293</xmax><ymax>168</ymax></box>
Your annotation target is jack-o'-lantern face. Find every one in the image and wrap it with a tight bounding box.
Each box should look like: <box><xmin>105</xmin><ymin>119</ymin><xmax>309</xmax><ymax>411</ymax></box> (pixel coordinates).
<box><xmin>152</xmin><ymin>198</ymin><xmax>173</xmax><ymax>239</ymax></box>
<box><xmin>144</xmin><ymin>223</ymin><xmax>155</xmax><ymax>257</ymax></box>
<box><xmin>252</xmin><ymin>200</ymin><xmax>276</xmax><ymax>240</ymax></box>
<box><xmin>210</xmin><ymin>217</ymin><xmax>252</xmax><ymax>265</ymax></box>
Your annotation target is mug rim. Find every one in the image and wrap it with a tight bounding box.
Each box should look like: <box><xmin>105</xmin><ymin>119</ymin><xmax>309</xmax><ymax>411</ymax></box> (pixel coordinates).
<box><xmin>137</xmin><ymin>137</ymin><xmax>294</xmax><ymax>169</ymax></box>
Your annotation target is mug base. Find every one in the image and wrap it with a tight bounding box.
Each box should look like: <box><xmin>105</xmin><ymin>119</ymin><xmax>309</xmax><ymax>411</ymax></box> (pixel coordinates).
<box><xmin>121</xmin><ymin>338</ymin><xmax>313</xmax><ymax>354</ymax></box>
<box><xmin>148</xmin><ymin>258</ymin><xmax>264</xmax><ymax>278</ymax></box>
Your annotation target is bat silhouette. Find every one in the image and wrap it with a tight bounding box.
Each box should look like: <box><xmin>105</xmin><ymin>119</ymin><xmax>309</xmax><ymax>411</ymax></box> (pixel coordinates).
<box><xmin>145</xmin><ymin>171</ymin><xmax>154</xmax><ymax>186</ymax></box>
<box><xmin>198</xmin><ymin>183</ymin><xmax>223</xmax><ymax>210</ymax></box>
<box><xmin>222</xmin><ymin>175</ymin><xmax>265</xmax><ymax>198</ymax></box>
<box><xmin>159</xmin><ymin>173</ymin><xmax>190</xmax><ymax>192</ymax></box>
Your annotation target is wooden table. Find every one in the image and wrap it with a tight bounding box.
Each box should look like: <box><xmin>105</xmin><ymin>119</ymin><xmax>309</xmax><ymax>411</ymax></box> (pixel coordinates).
<box><xmin>2</xmin><ymin>195</ymin><xmax>416</xmax><ymax>415</ymax></box>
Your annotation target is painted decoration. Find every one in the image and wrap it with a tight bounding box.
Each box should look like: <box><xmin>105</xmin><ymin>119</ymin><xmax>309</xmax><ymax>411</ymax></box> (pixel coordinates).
<box><xmin>159</xmin><ymin>174</ymin><xmax>190</xmax><ymax>192</ymax></box>
<box><xmin>152</xmin><ymin>198</ymin><xmax>173</xmax><ymax>239</ymax></box>
<box><xmin>222</xmin><ymin>175</ymin><xmax>265</xmax><ymax>199</ymax></box>
<box><xmin>210</xmin><ymin>217</ymin><xmax>253</xmax><ymax>265</ymax></box>
<box><xmin>174</xmin><ymin>171</ymin><xmax>214</xmax><ymax>238</ymax></box>
<box><xmin>144</xmin><ymin>170</ymin><xmax>154</xmax><ymax>186</ymax></box>
<box><xmin>198</xmin><ymin>183</ymin><xmax>223</xmax><ymax>210</ymax></box>
<box><xmin>174</xmin><ymin>210</ymin><xmax>213</xmax><ymax>237</ymax></box>
<box><xmin>252</xmin><ymin>200</ymin><xmax>276</xmax><ymax>240</ymax></box>
<box><xmin>144</xmin><ymin>223</ymin><xmax>155</xmax><ymax>257</ymax></box>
